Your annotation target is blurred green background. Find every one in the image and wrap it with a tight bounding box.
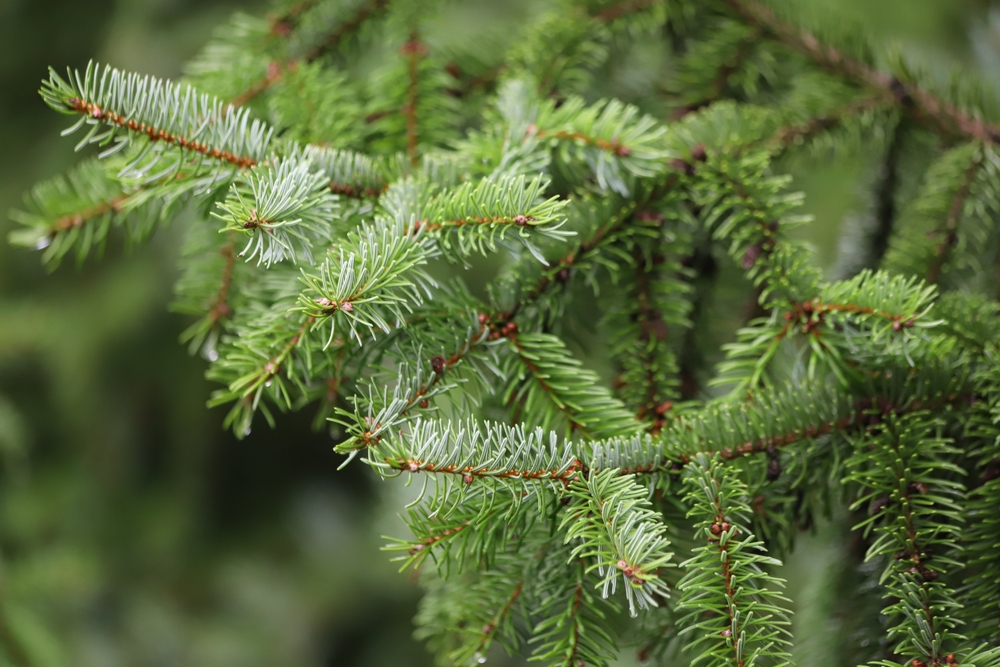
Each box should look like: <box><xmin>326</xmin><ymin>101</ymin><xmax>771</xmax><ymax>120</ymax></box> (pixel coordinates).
<box><xmin>0</xmin><ymin>0</ymin><xmax>996</xmax><ymax>665</ymax></box>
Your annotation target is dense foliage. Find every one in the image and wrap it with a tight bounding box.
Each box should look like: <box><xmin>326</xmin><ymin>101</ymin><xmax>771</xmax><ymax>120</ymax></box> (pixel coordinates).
<box><xmin>10</xmin><ymin>0</ymin><xmax>1000</xmax><ymax>665</ymax></box>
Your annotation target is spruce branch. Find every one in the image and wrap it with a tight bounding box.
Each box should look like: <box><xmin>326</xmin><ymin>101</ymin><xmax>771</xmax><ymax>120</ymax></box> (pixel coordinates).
<box><xmin>845</xmin><ymin>413</ymin><xmax>967</xmax><ymax>665</ymax></box>
<box><xmin>926</xmin><ymin>150</ymin><xmax>984</xmax><ymax>285</ymax></box>
<box><xmin>173</xmin><ymin>230</ymin><xmax>239</xmax><ymax>356</ymax></box>
<box><xmin>304</xmin><ymin>144</ymin><xmax>387</xmax><ymax>200</ymax></box>
<box><xmin>213</xmin><ymin>155</ymin><xmax>339</xmax><ymax>266</ymax></box>
<box><xmin>676</xmin><ymin>453</ymin><xmax>793</xmax><ymax>667</ymax></box>
<box><xmin>562</xmin><ymin>469</ymin><xmax>673</xmax><ymax>616</ymax></box>
<box><xmin>299</xmin><ymin>0</ymin><xmax>390</xmax><ymax>63</ymax></box>
<box><xmin>42</xmin><ymin>63</ymin><xmax>272</xmax><ymax>179</ymax></box>
<box><xmin>296</xmin><ymin>220</ymin><xmax>438</xmax><ymax>346</ymax></box>
<box><xmin>528</xmin><ymin>555</ymin><xmax>619</xmax><ymax>667</ymax></box>
<box><xmin>503</xmin><ymin>331</ymin><xmax>643</xmax><ymax>440</ymax></box>
<box><xmin>721</xmin><ymin>0</ymin><xmax>1000</xmax><ymax>143</ymax></box>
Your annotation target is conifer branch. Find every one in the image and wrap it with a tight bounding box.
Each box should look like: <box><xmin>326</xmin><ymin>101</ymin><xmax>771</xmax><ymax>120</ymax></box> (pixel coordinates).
<box><xmin>228</xmin><ymin>59</ymin><xmax>288</xmax><ymax>108</ymax></box>
<box><xmin>301</xmin><ymin>0</ymin><xmax>389</xmax><ymax>63</ymax></box>
<box><xmin>926</xmin><ymin>152</ymin><xmax>983</xmax><ymax>284</ymax></box>
<box><xmin>43</xmin><ymin>64</ymin><xmax>271</xmax><ymax>174</ymax></box>
<box><xmin>529</xmin><ymin>555</ymin><xmax>619</xmax><ymax>667</ymax></box>
<box><xmin>722</xmin><ymin>0</ymin><xmax>1000</xmax><ymax>143</ymax></box>
<box><xmin>845</xmin><ymin>413</ymin><xmax>966</xmax><ymax>664</ymax></box>
<box><xmin>677</xmin><ymin>454</ymin><xmax>793</xmax><ymax>666</ymax></box>
<box><xmin>562</xmin><ymin>469</ymin><xmax>673</xmax><ymax>615</ymax></box>
<box><xmin>503</xmin><ymin>331</ymin><xmax>643</xmax><ymax>439</ymax></box>
<box><xmin>767</xmin><ymin>95</ymin><xmax>887</xmax><ymax>150</ymax></box>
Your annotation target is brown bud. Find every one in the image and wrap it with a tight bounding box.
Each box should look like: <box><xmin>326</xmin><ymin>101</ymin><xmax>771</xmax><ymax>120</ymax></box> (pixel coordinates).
<box><xmin>691</xmin><ymin>143</ymin><xmax>707</xmax><ymax>162</ymax></box>
<box><xmin>431</xmin><ymin>356</ymin><xmax>446</xmax><ymax>374</ymax></box>
<box><xmin>418</xmin><ymin>399</ymin><xmax>429</xmax><ymax>409</ymax></box>
<box><xmin>710</xmin><ymin>523</ymin><xmax>723</xmax><ymax>536</ymax></box>
<box><xmin>766</xmin><ymin>456</ymin><xmax>782</xmax><ymax>482</ymax></box>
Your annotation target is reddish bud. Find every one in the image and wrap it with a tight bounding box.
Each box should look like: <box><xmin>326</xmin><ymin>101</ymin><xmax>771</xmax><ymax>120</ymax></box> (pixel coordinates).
<box><xmin>431</xmin><ymin>356</ymin><xmax>446</xmax><ymax>374</ymax></box>
<box><xmin>513</xmin><ymin>214</ymin><xmax>529</xmax><ymax>225</ymax></box>
<box><xmin>721</xmin><ymin>629</ymin><xmax>732</xmax><ymax>638</ymax></box>
<box><xmin>418</xmin><ymin>399</ymin><xmax>429</xmax><ymax>409</ymax></box>
<box><xmin>340</xmin><ymin>301</ymin><xmax>354</xmax><ymax>313</ymax></box>
<box><xmin>463</xmin><ymin>474</ymin><xmax>474</xmax><ymax>485</ymax></box>
<box><xmin>407</xmin><ymin>461</ymin><xmax>420</xmax><ymax>472</ymax></box>
<box><xmin>893</xmin><ymin>320</ymin><xmax>902</xmax><ymax>331</ymax></box>
<box><xmin>691</xmin><ymin>143</ymin><xmax>707</xmax><ymax>162</ymax></box>
<box><xmin>617</xmin><ymin>560</ymin><xmax>628</xmax><ymax>569</ymax></box>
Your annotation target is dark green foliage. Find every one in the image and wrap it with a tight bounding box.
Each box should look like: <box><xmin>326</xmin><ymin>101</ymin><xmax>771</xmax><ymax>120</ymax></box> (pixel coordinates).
<box><xmin>11</xmin><ymin>0</ymin><xmax>1000</xmax><ymax>665</ymax></box>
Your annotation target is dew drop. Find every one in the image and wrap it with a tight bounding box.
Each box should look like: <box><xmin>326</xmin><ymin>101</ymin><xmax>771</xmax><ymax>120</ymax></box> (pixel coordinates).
<box><xmin>265</xmin><ymin>380</ymin><xmax>272</xmax><ymax>388</ymax></box>
<box><xmin>34</xmin><ymin>236</ymin><xmax>52</xmax><ymax>250</ymax></box>
<box><xmin>207</xmin><ymin>349</ymin><xmax>219</xmax><ymax>362</ymax></box>
<box><xmin>474</xmin><ymin>654</ymin><xmax>486</xmax><ymax>665</ymax></box>
<box><xmin>243</xmin><ymin>427</ymin><xmax>252</xmax><ymax>437</ymax></box>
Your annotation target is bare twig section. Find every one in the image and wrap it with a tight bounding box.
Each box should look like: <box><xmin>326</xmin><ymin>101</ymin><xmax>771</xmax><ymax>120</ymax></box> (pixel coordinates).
<box><xmin>402</xmin><ymin>32</ymin><xmax>426</xmax><ymax>167</ymax></box>
<box><xmin>593</xmin><ymin>0</ymin><xmax>658</xmax><ymax>23</ymax></box>
<box><xmin>207</xmin><ymin>235</ymin><xmax>237</xmax><ymax>326</ymax></box>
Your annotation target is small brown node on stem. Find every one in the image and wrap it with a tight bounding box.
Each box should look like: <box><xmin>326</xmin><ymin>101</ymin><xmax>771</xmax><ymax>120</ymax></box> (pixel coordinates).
<box><xmin>431</xmin><ymin>356</ymin><xmax>446</xmax><ymax>374</ymax></box>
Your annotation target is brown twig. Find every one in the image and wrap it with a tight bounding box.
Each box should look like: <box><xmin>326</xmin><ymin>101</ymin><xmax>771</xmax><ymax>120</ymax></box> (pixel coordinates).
<box><xmin>402</xmin><ymin>32</ymin><xmax>426</xmax><ymax>167</ymax></box>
